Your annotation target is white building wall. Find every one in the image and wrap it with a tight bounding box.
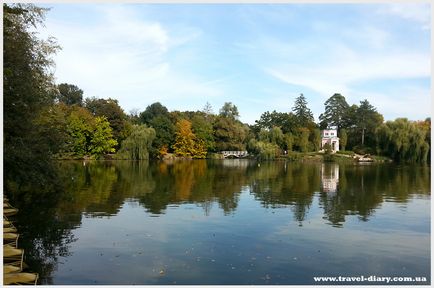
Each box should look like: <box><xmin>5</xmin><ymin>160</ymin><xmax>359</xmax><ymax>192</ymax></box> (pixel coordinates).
<box><xmin>321</xmin><ymin>129</ymin><xmax>340</xmax><ymax>152</ymax></box>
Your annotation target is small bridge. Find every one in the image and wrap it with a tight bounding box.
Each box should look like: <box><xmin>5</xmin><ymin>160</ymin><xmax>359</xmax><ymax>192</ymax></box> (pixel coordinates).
<box><xmin>220</xmin><ymin>151</ymin><xmax>249</xmax><ymax>158</ymax></box>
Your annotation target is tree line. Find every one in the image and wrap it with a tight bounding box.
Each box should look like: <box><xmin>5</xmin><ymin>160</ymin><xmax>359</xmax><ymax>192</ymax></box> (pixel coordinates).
<box><xmin>3</xmin><ymin>4</ymin><xmax>430</xmax><ymax>196</ymax></box>
<box><xmin>44</xmin><ymin>88</ymin><xmax>430</xmax><ymax>165</ymax></box>
<box><xmin>32</xmin><ymin>86</ymin><xmax>432</xmax><ymax>164</ymax></box>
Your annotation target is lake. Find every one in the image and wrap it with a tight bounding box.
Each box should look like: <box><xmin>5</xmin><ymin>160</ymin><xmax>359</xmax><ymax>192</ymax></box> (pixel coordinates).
<box><xmin>12</xmin><ymin>160</ymin><xmax>430</xmax><ymax>285</ymax></box>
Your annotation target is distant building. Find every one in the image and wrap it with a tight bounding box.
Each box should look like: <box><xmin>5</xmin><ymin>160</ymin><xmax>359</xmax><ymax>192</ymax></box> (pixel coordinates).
<box><xmin>321</xmin><ymin>129</ymin><xmax>339</xmax><ymax>152</ymax></box>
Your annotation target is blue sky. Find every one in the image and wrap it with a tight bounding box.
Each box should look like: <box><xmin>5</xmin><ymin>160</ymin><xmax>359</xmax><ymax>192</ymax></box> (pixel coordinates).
<box><xmin>39</xmin><ymin>3</ymin><xmax>430</xmax><ymax>124</ymax></box>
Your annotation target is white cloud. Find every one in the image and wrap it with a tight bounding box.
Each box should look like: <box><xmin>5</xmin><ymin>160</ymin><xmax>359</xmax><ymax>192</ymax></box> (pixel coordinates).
<box><xmin>353</xmin><ymin>88</ymin><xmax>431</xmax><ymax>121</ymax></box>
<box><xmin>263</xmin><ymin>25</ymin><xmax>430</xmax><ymax>120</ymax></box>
<box><xmin>266</xmin><ymin>68</ymin><xmax>348</xmax><ymax>97</ymax></box>
<box><xmin>265</xmin><ymin>41</ymin><xmax>430</xmax><ymax>105</ymax></box>
<box><xmin>377</xmin><ymin>3</ymin><xmax>431</xmax><ymax>29</ymax></box>
<box><xmin>40</xmin><ymin>4</ymin><xmax>430</xmax><ymax>123</ymax></box>
<box><xmin>44</xmin><ymin>5</ymin><xmax>220</xmax><ymax>114</ymax></box>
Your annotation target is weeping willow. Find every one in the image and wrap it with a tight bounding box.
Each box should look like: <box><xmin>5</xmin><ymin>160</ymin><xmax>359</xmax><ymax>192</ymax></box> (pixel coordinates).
<box><xmin>376</xmin><ymin>118</ymin><xmax>430</xmax><ymax>164</ymax></box>
<box><xmin>116</xmin><ymin>125</ymin><xmax>156</xmax><ymax>160</ymax></box>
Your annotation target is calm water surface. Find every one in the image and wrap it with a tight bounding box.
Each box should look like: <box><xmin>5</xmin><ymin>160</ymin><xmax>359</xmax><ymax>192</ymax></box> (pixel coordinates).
<box><xmin>12</xmin><ymin>160</ymin><xmax>430</xmax><ymax>285</ymax></box>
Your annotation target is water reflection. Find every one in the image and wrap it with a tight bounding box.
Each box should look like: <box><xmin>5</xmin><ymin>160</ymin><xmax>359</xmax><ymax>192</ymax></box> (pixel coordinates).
<box><xmin>11</xmin><ymin>160</ymin><xmax>430</xmax><ymax>284</ymax></box>
<box><xmin>321</xmin><ymin>163</ymin><xmax>339</xmax><ymax>193</ymax></box>
<box><xmin>35</xmin><ymin>161</ymin><xmax>432</xmax><ymax>220</ymax></box>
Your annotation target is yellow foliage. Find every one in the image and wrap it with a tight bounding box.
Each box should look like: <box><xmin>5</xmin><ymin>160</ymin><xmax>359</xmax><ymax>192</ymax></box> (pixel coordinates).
<box><xmin>172</xmin><ymin>119</ymin><xmax>207</xmax><ymax>158</ymax></box>
<box><xmin>159</xmin><ymin>145</ymin><xmax>169</xmax><ymax>157</ymax></box>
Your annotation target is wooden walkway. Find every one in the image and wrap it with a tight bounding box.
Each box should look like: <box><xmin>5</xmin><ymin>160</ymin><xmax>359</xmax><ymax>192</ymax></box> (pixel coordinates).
<box><xmin>3</xmin><ymin>197</ymin><xmax>38</xmax><ymax>285</ymax></box>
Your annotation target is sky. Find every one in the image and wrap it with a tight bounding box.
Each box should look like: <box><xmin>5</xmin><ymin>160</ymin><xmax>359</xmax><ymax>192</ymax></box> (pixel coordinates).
<box><xmin>38</xmin><ymin>3</ymin><xmax>431</xmax><ymax>124</ymax></box>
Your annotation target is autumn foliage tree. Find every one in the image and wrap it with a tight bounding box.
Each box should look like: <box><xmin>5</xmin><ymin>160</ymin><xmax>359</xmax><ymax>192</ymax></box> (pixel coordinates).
<box><xmin>172</xmin><ymin>119</ymin><xmax>207</xmax><ymax>158</ymax></box>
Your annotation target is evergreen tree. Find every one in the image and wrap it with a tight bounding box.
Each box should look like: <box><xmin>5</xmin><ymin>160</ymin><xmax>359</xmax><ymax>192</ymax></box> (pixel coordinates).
<box><xmin>356</xmin><ymin>99</ymin><xmax>383</xmax><ymax>147</ymax></box>
<box><xmin>202</xmin><ymin>102</ymin><xmax>214</xmax><ymax>116</ymax></box>
<box><xmin>319</xmin><ymin>93</ymin><xmax>349</xmax><ymax>130</ymax></box>
<box><xmin>292</xmin><ymin>94</ymin><xmax>314</xmax><ymax>127</ymax></box>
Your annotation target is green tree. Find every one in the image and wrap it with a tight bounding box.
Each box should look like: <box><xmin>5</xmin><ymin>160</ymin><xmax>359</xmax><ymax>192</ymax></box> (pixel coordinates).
<box><xmin>65</xmin><ymin>106</ymin><xmax>95</xmax><ymax>157</ymax></box>
<box><xmin>116</xmin><ymin>125</ymin><xmax>156</xmax><ymax>160</ymax></box>
<box><xmin>139</xmin><ymin>102</ymin><xmax>175</xmax><ymax>156</ymax></box>
<box><xmin>311</xmin><ymin>129</ymin><xmax>322</xmax><ymax>151</ymax></box>
<box><xmin>292</xmin><ymin>93</ymin><xmax>314</xmax><ymax>127</ymax></box>
<box><xmin>85</xmin><ymin>97</ymin><xmax>130</xmax><ymax>147</ymax></box>
<box><xmin>376</xmin><ymin>118</ymin><xmax>429</xmax><ymax>163</ymax></box>
<box><xmin>202</xmin><ymin>102</ymin><xmax>214</xmax><ymax>116</ymax></box>
<box><xmin>356</xmin><ymin>99</ymin><xmax>383</xmax><ymax>147</ymax></box>
<box><xmin>149</xmin><ymin>114</ymin><xmax>176</xmax><ymax>155</ymax></box>
<box><xmin>34</xmin><ymin>103</ymin><xmax>70</xmax><ymax>156</ymax></box>
<box><xmin>63</xmin><ymin>106</ymin><xmax>117</xmax><ymax>159</ymax></box>
<box><xmin>89</xmin><ymin>116</ymin><xmax>118</xmax><ymax>158</ymax></box>
<box><xmin>319</xmin><ymin>93</ymin><xmax>350</xmax><ymax>130</ymax></box>
<box><xmin>270</xmin><ymin>126</ymin><xmax>284</xmax><ymax>148</ymax></box>
<box><xmin>249</xmin><ymin>140</ymin><xmax>280</xmax><ymax>160</ymax></box>
<box><xmin>418</xmin><ymin>118</ymin><xmax>431</xmax><ymax>163</ymax></box>
<box><xmin>339</xmin><ymin>128</ymin><xmax>348</xmax><ymax>151</ymax></box>
<box><xmin>340</xmin><ymin>104</ymin><xmax>359</xmax><ymax>149</ymax></box>
<box><xmin>128</xmin><ymin>108</ymin><xmax>141</xmax><ymax>125</ymax></box>
<box><xmin>296</xmin><ymin>128</ymin><xmax>310</xmax><ymax>152</ymax></box>
<box><xmin>172</xmin><ymin>119</ymin><xmax>207</xmax><ymax>158</ymax></box>
<box><xmin>258</xmin><ymin>128</ymin><xmax>270</xmax><ymax>142</ymax></box>
<box><xmin>213</xmin><ymin>116</ymin><xmax>249</xmax><ymax>151</ymax></box>
<box><xmin>4</xmin><ymin>3</ymin><xmax>61</xmax><ymax>195</ymax></box>
<box><xmin>57</xmin><ymin>83</ymin><xmax>83</xmax><ymax>106</ymax></box>
<box><xmin>219</xmin><ymin>102</ymin><xmax>239</xmax><ymax>120</ymax></box>
<box><xmin>139</xmin><ymin>102</ymin><xmax>169</xmax><ymax>124</ymax></box>
<box><xmin>254</xmin><ymin>110</ymin><xmax>296</xmax><ymax>134</ymax></box>
<box><xmin>341</xmin><ymin>104</ymin><xmax>359</xmax><ymax>130</ymax></box>
<box><xmin>323</xmin><ymin>142</ymin><xmax>332</xmax><ymax>154</ymax></box>
<box><xmin>284</xmin><ymin>133</ymin><xmax>294</xmax><ymax>152</ymax></box>
<box><xmin>191</xmin><ymin>114</ymin><xmax>215</xmax><ymax>152</ymax></box>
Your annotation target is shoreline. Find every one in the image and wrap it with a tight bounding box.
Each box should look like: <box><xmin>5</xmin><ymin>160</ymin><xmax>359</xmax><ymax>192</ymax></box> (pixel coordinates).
<box><xmin>53</xmin><ymin>151</ymin><xmax>393</xmax><ymax>164</ymax></box>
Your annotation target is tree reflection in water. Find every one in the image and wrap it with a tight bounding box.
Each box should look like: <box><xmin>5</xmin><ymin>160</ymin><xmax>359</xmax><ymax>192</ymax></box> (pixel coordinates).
<box><xmin>10</xmin><ymin>160</ymin><xmax>430</xmax><ymax>284</ymax></box>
